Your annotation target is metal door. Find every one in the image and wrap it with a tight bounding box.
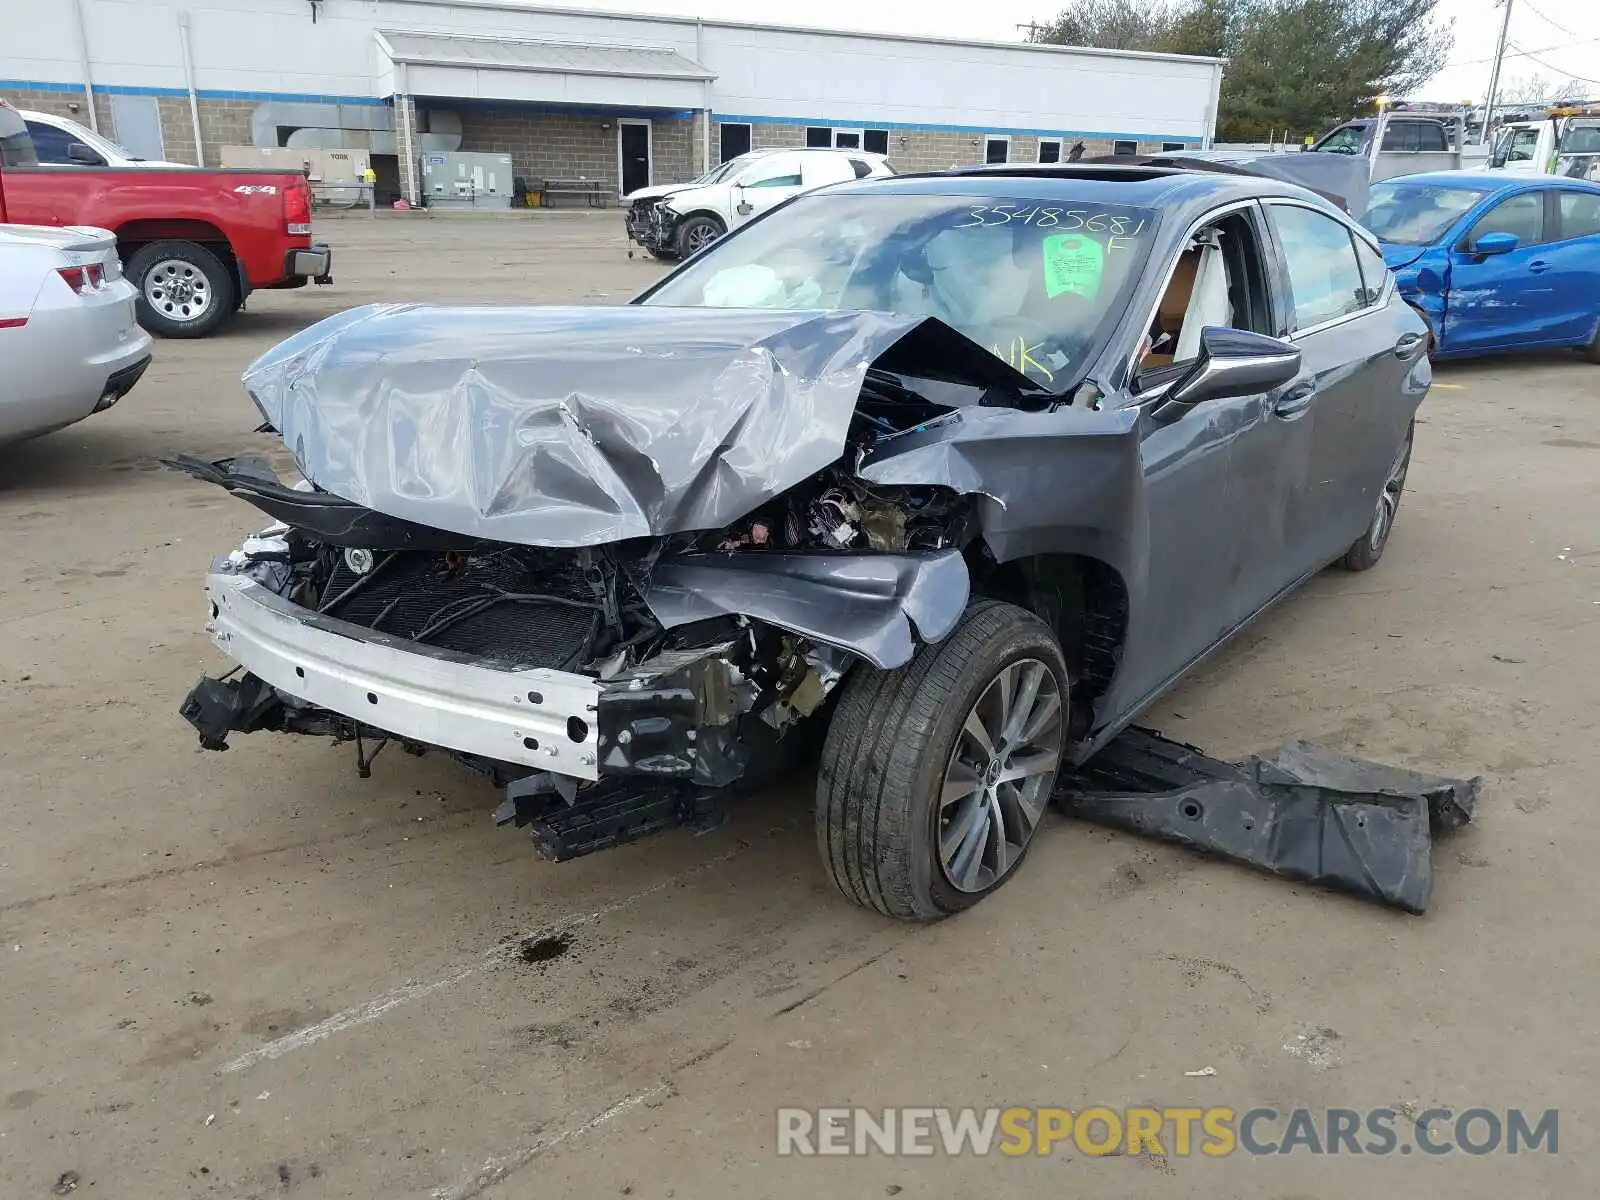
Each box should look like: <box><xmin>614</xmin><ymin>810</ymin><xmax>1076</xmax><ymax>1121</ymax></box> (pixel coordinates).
<box><xmin>618</xmin><ymin>121</ymin><xmax>650</xmax><ymax>194</ymax></box>
<box><xmin>108</xmin><ymin>95</ymin><xmax>166</xmax><ymax>162</ymax></box>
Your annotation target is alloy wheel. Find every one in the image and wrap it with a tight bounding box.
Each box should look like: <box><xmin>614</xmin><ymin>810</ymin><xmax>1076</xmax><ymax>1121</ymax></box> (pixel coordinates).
<box><xmin>1370</xmin><ymin>433</ymin><xmax>1412</xmax><ymax>551</ymax></box>
<box><xmin>937</xmin><ymin>658</ymin><xmax>1065</xmax><ymax>893</ymax></box>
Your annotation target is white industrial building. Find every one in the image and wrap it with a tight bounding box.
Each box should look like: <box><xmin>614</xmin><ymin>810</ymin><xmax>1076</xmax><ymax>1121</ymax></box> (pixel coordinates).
<box><xmin>4</xmin><ymin>0</ymin><xmax>1224</xmax><ymax>204</ymax></box>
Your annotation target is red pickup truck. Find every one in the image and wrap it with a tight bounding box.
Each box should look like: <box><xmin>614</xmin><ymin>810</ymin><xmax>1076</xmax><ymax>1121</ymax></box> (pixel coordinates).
<box><xmin>0</xmin><ymin>99</ymin><xmax>331</xmax><ymax>338</ymax></box>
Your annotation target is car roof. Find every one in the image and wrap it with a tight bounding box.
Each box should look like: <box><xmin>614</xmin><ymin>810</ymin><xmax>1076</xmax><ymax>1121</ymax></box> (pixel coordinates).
<box><xmin>1382</xmin><ymin>170</ymin><xmax>1600</xmax><ymax>193</ymax></box>
<box><xmin>830</xmin><ymin>163</ymin><xmax>1326</xmax><ymax>209</ymax></box>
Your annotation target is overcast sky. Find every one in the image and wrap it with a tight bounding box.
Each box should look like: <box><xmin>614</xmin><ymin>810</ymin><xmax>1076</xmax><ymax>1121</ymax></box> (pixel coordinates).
<box><xmin>574</xmin><ymin>0</ymin><xmax>1600</xmax><ymax>103</ymax></box>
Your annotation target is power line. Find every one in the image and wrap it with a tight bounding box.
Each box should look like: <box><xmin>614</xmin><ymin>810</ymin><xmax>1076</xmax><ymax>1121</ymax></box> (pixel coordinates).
<box><xmin>1445</xmin><ymin>34</ymin><xmax>1600</xmax><ymax>69</ymax></box>
<box><xmin>1505</xmin><ymin>42</ymin><xmax>1600</xmax><ymax>87</ymax></box>
<box><xmin>1521</xmin><ymin>0</ymin><xmax>1580</xmax><ymax>38</ymax></box>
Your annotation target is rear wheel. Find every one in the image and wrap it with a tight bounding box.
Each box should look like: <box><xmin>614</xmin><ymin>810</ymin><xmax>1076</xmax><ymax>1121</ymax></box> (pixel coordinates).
<box><xmin>816</xmin><ymin>599</ymin><xmax>1068</xmax><ymax>921</ymax></box>
<box><xmin>1340</xmin><ymin>422</ymin><xmax>1413</xmax><ymax>572</ymax></box>
<box><xmin>126</xmin><ymin>240</ymin><xmax>236</xmax><ymax>338</ymax></box>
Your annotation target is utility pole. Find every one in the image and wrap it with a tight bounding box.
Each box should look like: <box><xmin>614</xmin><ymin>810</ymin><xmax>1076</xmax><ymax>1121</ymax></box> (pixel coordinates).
<box><xmin>1480</xmin><ymin>0</ymin><xmax>1516</xmax><ymax>144</ymax></box>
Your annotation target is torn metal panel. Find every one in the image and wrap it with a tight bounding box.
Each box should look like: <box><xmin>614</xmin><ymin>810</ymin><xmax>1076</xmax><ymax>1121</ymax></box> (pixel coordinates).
<box><xmin>644</xmin><ymin>549</ymin><xmax>970</xmax><ymax>670</ymax></box>
<box><xmin>239</xmin><ymin>303</ymin><xmax>1027</xmax><ymax>549</ymax></box>
<box><xmin>1058</xmin><ymin>728</ymin><xmax>1480</xmax><ymax>913</ymax></box>
<box><xmin>859</xmin><ymin>404</ymin><xmax>1144</xmax><ymax>565</ymax></box>
<box><xmin>165</xmin><ymin>454</ymin><xmax>486</xmax><ymax>551</ymax></box>
<box><xmin>595</xmin><ymin>644</ymin><xmax>749</xmax><ymax>787</ymax></box>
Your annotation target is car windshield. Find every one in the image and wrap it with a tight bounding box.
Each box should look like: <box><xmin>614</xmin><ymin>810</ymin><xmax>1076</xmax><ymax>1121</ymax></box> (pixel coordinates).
<box><xmin>697</xmin><ymin>156</ymin><xmax>750</xmax><ymax>185</ymax></box>
<box><xmin>1559</xmin><ymin>122</ymin><xmax>1600</xmax><ymax>156</ymax></box>
<box><xmin>640</xmin><ymin>192</ymin><xmax>1159</xmax><ymax>390</ymax></box>
<box><xmin>1364</xmin><ymin>182</ymin><xmax>1487</xmax><ymax>246</ymax></box>
<box><xmin>1314</xmin><ymin>125</ymin><xmax>1368</xmax><ymax>154</ymax></box>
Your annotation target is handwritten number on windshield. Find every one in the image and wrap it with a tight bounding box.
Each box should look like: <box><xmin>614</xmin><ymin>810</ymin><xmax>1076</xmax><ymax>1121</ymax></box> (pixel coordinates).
<box><xmin>953</xmin><ymin>207</ymin><xmax>1147</xmax><ymax>236</ymax></box>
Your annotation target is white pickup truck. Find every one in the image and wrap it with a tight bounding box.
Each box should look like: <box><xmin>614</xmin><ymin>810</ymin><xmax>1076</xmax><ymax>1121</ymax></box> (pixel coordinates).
<box><xmin>20</xmin><ymin>110</ymin><xmax>191</xmax><ymax>169</ymax></box>
<box><xmin>1309</xmin><ymin>110</ymin><xmax>1472</xmax><ymax>181</ymax></box>
<box><xmin>1487</xmin><ymin>108</ymin><xmax>1600</xmax><ymax>181</ymax></box>
<box><xmin>623</xmin><ymin>147</ymin><xmax>893</xmax><ymax>260</ymax></box>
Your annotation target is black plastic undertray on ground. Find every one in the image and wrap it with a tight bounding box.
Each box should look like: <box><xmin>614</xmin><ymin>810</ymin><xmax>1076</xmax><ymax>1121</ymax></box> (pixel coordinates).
<box><xmin>1055</xmin><ymin>728</ymin><xmax>1480</xmax><ymax>913</ymax></box>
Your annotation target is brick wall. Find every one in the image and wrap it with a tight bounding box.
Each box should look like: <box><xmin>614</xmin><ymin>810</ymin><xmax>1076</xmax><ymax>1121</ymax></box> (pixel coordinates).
<box><xmin>3</xmin><ymin>87</ymin><xmax>116</xmax><ymax>146</ymax></box>
<box><xmin>449</xmin><ymin>108</ymin><xmax>699</xmax><ymax>195</ymax></box>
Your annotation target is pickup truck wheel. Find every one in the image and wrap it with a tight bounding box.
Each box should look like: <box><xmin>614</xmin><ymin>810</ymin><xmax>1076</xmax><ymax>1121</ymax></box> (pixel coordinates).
<box><xmin>1340</xmin><ymin>421</ymin><xmax>1413</xmax><ymax>571</ymax></box>
<box><xmin>816</xmin><ymin>599</ymin><xmax>1068</xmax><ymax>921</ymax></box>
<box><xmin>127</xmin><ymin>241</ymin><xmax>236</xmax><ymax>338</ymax></box>
<box><xmin>674</xmin><ymin>215</ymin><xmax>724</xmax><ymax>258</ymax></box>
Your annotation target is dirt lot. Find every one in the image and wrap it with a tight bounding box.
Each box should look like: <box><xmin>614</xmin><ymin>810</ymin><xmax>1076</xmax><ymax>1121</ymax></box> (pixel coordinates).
<box><xmin>1</xmin><ymin>213</ymin><xmax>1596</xmax><ymax>1199</ymax></box>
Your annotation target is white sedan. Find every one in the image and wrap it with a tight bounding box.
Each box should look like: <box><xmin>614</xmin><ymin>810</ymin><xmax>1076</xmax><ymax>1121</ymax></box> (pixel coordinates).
<box><xmin>0</xmin><ymin>224</ymin><xmax>152</xmax><ymax>444</ymax></box>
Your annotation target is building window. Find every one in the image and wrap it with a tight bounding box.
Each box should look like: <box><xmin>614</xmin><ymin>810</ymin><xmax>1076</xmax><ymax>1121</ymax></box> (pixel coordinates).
<box><xmin>832</xmin><ymin>128</ymin><xmax>863</xmax><ymax>149</ymax></box>
<box><xmin>1038</xmin><ymin>138</ymin><xmax>1062</xmax><ymax>164</ymax></box>
<box><xmin>985</xmin><ymin>135</ymin><xmax>1010</xmax><ymax>164</ymax></box>
<box><xmin>863</xmin><ymin>128</ymin><xmax>889</xmax><ymax>154</ymax></box>
<box><xmin>719</xmin><ymin>122</ymin><xmax>751</xmax><ymax>162</ymax></box>
<box><xmin>1162</xmin><ymin>141</ymin><xmax>1186</xmax><ymax>152</ymax></box>
<box><xmin>1113</xmin><ymin>140</ymin><xmax>1139</xmax><ymax>156</ymax></box>
<box><xmin>806</xmin><ymin>126</ymin><xmax>832</xmax><ymax>148</ymax></box>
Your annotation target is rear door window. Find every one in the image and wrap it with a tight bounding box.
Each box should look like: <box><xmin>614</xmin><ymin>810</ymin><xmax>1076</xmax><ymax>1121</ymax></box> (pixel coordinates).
<box><xmin>1556</xmin><ymin>190</ymin><xmax>1600</xmax><ymax>240</ymax></box>
<box><xmin>1267</xmin><ymin>203</ymin><xmax>1368</xmax><ymax>330</ymax></box>
<box><xmin>1382</xmin><ymin>123</ymin><xmax>1419</xmax><ymax>152</ymax></box>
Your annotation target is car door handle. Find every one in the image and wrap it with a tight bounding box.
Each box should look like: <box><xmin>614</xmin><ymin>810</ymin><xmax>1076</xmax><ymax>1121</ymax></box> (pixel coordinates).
<box><xmin>1528</xmin><ymin>259</ymin><xmax>1550</xmax><ymax>273</ymax></box>
<box><xmin>1273</xmin><ymin>382</ymin><xmax>1315</xmax><ymax>417</ymax></box>
<box><xmin>1393</xmin><ymin>331</ymin><xmax>1427</xmax><ymax>359</ymax></box>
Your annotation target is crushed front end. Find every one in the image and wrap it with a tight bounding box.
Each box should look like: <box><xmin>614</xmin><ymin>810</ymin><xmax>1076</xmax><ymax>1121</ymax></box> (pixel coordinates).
<box><xmin>172</xmin><ymin>303</ymin><xmax>1050</xmax><ymax>860</ymax></box>
<box><xmin>176</xmin><ymin>497</ymin><xmax>879</xmax><ymax>857</ymax></box>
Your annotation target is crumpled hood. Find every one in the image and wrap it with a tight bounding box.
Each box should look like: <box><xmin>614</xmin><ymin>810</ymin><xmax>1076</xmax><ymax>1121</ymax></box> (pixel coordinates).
<box><xmin>623</xmin><ymin>182</ymin><xmax>690</xmax><ymax>203</ymax></box>
<box><xmin>241</xmin><ymin>303</ymin><xmax>1018</xmax><ymax>548</ymax></box>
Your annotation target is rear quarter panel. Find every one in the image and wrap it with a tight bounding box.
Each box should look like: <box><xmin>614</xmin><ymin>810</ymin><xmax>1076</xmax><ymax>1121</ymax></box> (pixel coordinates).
<box><xmin>0</xmin><ymin>168</ymin><xmax>307</xmax><ymax>285</ymax></box>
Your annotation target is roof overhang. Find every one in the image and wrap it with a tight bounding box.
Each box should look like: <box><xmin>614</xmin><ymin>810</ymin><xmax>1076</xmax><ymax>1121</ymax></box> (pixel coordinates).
<box><xmin>376</xmin><ymin>30</ymin><xmax>715</xmax><ymax>108</ymax></box>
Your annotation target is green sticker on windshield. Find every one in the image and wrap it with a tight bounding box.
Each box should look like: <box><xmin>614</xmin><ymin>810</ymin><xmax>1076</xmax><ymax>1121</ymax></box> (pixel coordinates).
<box><xmin>1042</xmin><ymin>233</ymin><xmax>1104</xmax><ymax>300</ymax></box>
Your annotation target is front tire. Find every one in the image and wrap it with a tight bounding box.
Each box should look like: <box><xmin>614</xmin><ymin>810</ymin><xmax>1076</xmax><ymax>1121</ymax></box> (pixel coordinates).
<box><xmin>674</xmin><ymin>214</ymin><xmax>724</xmax><ymax>258</ymax></box>
<box><xmin>816</xmin><ymin>599</ymin><xmax>1068</xmax><ymax>921</ymax></box>
<box><xmin>126</xmin><ymin>240</ymin><xmax>236</xmax><ymax>339</ymax></box>
<box><xmin>1340</xmin><ymin>421</ymin><xmax>1413</xmax><ymax>571</ymax></box>
<box><xmin>1586</xmin><ymin>319</ymin><xmax>1600</xmax><ymax>364</ymax></box>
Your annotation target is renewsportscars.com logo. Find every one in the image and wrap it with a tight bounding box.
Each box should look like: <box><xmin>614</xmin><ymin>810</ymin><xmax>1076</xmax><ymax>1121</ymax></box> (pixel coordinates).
<box><xmin>776</xmin><ymin>1106</ymin><xmax>1559</xmax><ymax>1158</ymax></box>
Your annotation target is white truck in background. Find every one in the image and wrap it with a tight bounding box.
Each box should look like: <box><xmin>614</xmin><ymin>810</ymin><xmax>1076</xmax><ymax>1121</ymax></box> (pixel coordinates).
<box><xmin>1487</xmin><ymin>107</ymin><xmax>1600</xmax><ymax>181</ymax></box>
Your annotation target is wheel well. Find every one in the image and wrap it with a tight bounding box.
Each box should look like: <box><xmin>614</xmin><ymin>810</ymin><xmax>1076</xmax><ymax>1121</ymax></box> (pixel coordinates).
<box><xmin>117</xmin><ymin>221</ymin><xmax>239</xmax><ymax>280</ymax></box>
<box><xmin>676</xmin><ymin>209</ymin><xmax>726</xmax><ymax>230</ymax></box>
<box><xmin>967</xmin><ymin>550</ymin><xmax>1129</xmax><ymax>741</ymax></box>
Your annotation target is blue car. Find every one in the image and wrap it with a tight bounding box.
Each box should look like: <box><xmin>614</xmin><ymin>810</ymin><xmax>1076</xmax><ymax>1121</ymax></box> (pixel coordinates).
<box><xmin>1363</xmin><ymin>171</ymin><xmax>1600</xmax><ymax>362</ymax></box>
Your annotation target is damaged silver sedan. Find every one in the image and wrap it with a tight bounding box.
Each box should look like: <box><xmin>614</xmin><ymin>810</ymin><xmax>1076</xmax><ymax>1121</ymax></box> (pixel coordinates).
<box><xmin>176</xmin><ymin>163</ymin><xmax>1430</xmax><ymax>920</ymax></box>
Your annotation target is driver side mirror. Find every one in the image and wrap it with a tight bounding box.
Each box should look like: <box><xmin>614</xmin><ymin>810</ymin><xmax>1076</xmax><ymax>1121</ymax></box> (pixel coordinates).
<box><xmin>1151</xmin><ymin>327</ymin><xmax>1302</xmax><ymax>423</ymax></box>
<box><xmin>1471</xmin><ymin>230</ymin><xmax>1519</xmax><ymax>256</ymax></box>
<box><xmin>67</xmin><ymin>141</ymin><xmax>104</xmax><ymax>166</ymax></box>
